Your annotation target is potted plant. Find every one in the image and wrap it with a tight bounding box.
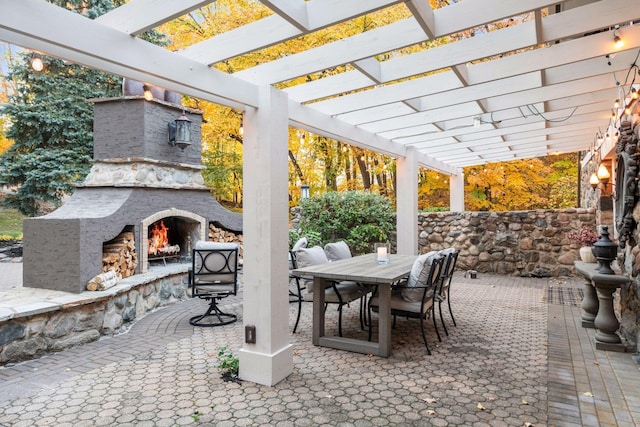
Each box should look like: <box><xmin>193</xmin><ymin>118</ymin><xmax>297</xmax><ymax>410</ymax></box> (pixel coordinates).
<box><xmin>567</xmin><ymin>225</ymin><xmax>599</xmax><ymax>263</ymax></box>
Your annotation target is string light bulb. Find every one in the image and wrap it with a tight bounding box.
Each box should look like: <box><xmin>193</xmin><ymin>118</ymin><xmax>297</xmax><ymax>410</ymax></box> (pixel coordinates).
<box><xmin>614</xmin><ymin>99</ymin><xmax>620</xmax><ymax>109</ymax></box>
<box><xmin>31</xmin><ymin>54</ymin><xmax>44</xmax><ymax>72</ymax></box>
<box><xmin>613</xmin><ymin>30</ymin><xmax>623</xmax><ymax>49</ymax></box>
<box><xmin>142</xmin><ymin>85</ymin><xmax>153</xmax><ymax>101</ymax></box>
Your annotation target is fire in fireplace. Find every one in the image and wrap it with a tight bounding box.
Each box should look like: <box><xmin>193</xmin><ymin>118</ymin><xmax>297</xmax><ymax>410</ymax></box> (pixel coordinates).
<box><xmin>148</xmin><ymin>220</ymin><xmax>180</xmax><ymax>257</ymax></box>
<box><xmin>146</xmin><ymin>216</ymin><xmax>196</xmax><ymax>264</ymax></box>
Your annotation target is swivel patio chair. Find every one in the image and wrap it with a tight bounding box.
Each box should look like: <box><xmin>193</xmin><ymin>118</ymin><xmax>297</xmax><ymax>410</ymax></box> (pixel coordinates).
<box><xmin>435</xmin><ymin>249</ymin><xmax>459</xmax><ymax>336</ymax></box>
<box><xmin>189</xmin><ymin>241</ymin><xmax>240</xmax><ymax>327</ymax></box>
<box><xmin>368</xmin><ymin>253</ymin><xmax>445</xmax><ymax>355</ymax></box>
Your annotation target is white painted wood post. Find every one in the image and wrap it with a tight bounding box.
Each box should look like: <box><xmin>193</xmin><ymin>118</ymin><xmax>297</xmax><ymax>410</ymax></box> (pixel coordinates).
<box><xmin>396</xmin><ymin>146</ymin><xmax>418</xmax><ymax>255</ymax></box>
<box><xmin>450</xmin><ymin>168</ymin><xmax>465</xmax><ymax>212</ymax></box>
<box><xmin>238</xmin><ymin>86</ymin><xmax>293</xmax><ymax>386</ymax></box>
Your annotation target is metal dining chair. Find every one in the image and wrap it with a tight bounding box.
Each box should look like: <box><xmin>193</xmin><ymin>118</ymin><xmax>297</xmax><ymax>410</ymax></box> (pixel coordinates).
<box><xmin>435</xmin><ymin>249</ymin><xmax>459</xmax><ymax>336</ymax></box>
<box><xmin>368</xmin><ymin>254</ymin><xmax>445</xmax><ymax>354</ymax></box>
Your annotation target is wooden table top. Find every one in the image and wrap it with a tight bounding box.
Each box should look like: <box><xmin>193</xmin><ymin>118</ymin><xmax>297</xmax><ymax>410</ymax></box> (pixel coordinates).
<box><xmin>293</xmin><ymin>254</ymin><xmax>416</xmax><ymax>284</ymax></box>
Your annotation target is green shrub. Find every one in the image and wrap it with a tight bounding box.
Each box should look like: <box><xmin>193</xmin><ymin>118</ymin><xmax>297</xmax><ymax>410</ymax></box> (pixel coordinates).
<box><xmin>299</xmin><ymin>191</ymin><xmax>395</xmax><ymax>254</ymax></box>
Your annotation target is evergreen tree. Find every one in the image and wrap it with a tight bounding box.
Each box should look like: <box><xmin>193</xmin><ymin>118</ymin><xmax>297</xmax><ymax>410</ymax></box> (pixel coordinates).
<box><xmin>0</xmin><ymin>0</ymin><xmax>165</xmax><ymax>215</ymax></box>
<box><xmin>0</xmin><ymin>53</ymin><xmax>122</xmax><ymax>215</ymax></box>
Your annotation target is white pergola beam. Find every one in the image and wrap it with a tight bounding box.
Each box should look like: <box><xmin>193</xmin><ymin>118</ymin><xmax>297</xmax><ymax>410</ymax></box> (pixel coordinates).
<box><xmin>280</xmin><ymin>0</ymin><xmax>635</xmax><ymax>108</ymax></box>
<box><xmin>288</xmin><ymin>100</ymin><xmax>457</xmax><ymax>175</ymax></box>
<box><xmin>0</xmin><ymin>0</ymin><xmax>259</xmax><ymax>110</ymax></box>
<box><xmin>235</xmin><ymin>19</ymin><xmax>426</xmax><ymax>85</ymax></box>
<box><xmin>95</xmin><ymin>0</ymin><xmax>213</xmax><ymax>35</ymax></box>
<box><xmin>261</xmin><ymin>0</ymin><xmax>309</xmax><ymax>31</ymax></box>
<box><xmin>179</xmin><ymin>0</ymin><xmax>403</xmax><ymax>65</ymax></box>
<box><xmin>405</xmin><ymin>0</ymin><xmax>436</xmax><ymax>39</ymax></box>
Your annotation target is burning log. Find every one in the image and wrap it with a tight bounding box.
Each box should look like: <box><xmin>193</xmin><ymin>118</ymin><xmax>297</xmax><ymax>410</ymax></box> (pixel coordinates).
<box><xmin>86</xmin><ymin>269</ymin><xmax>118</xmax><ymax>291</ymax></box>
<box><xmin>102</xmin><ymin>231</ymin><xmax>138</xmax><ymax>279</ymax></box>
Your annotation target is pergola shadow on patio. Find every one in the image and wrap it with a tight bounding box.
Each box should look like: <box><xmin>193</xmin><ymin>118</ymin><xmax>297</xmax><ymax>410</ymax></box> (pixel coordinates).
<box><xmin>1</xmin><ymin>272</ymin><xmax>638</xmax><ymax>426</ymax></box>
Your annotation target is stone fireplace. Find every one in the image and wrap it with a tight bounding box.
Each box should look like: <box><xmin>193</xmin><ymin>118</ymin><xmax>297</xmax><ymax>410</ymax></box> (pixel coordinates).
<box><xmin>23</xmin><ymin>96</ymin><xmax>242</xmax><ymax>293</ymax></box>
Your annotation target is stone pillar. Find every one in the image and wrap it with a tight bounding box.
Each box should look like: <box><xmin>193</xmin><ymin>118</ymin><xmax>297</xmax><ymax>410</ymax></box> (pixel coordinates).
<box><xmin>396</xmin><ymin>147</ymin><xmax>418</xmax><ymax>255</ymax></box>
<box><xmin>238</xmin><ymin>86</ymin><xmax>293</xmax><ymax>386</ymax></box>
<box><xmin>449</xmin><ymin>168</ymin><xmax>464</xmax><ymax>212</ymax></box>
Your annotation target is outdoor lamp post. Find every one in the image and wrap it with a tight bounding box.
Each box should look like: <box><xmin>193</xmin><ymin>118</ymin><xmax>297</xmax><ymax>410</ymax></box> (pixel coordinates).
<box><xmin>301</xmin><ymin>184</ymin><xmax>310</xmax><ymax>199</ymax></box>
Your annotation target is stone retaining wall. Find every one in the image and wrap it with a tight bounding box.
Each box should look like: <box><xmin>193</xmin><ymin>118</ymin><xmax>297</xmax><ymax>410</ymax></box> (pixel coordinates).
<box><xmin>0</xmin><ymin>266</ymin><xmax>189</xmax><ymax>365</ymax></box>
<box><xmin>292</xmin><ymin>206</ymin><xmax>596</xmax><ymax>277</ymax></box>
<box><xmin>418</xmin><ymin>208</ymin><xmax>596</xmax><ymax>277</ymax></box>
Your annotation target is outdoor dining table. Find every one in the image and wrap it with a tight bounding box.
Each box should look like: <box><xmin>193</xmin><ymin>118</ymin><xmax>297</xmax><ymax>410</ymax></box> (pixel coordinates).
<box><xmin>293</xmin><ymin>253</ymin><xmax>416</xmax><ymax>357</ymax></box>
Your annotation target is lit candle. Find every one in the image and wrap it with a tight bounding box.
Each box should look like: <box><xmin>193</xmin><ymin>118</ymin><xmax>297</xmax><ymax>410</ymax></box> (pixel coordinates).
<box><xmin>377</xmin><ymin>246</ymin><xmax>388</xmax><ymax>262</ymax></box>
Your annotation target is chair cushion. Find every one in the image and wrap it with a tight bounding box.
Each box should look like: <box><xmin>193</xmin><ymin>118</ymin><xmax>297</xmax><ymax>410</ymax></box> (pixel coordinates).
<box><xmin>289</xmin><ymin>237</ymin><xmax>308</xmax><ymax>269</ymax></box>
<box><xmin>369</xmin><ymin>292</ymin><xmax>433</xmax><ymax>316</ymax></box>
<box><xmin>403</xmin><ymin>251</ymin><xmax>439</xmax><ymax>302</ymax></box>
<box><xmin>438</xmin><ymin>247</ymin><xmax>456</xmax><ymax>257</ymax></box>
<box><xmin>195</xmin><ymin>241</ymin><xmax>240</xmax><ymax>251</ymax></box>
<box><xmin>294</xmin><ymin>246</ymin><xmax>329</xmax><ymax>293</ymax></box>
<box><xmin>324</xmin><ymin>281</ymin><xmax>369</xmax><ymax>304</ymax></box>
<box><xmin>295</xmin><ymin>246</ymin><xmax>329</xmax><ymax>267</ymax></box>
<box><xmin>324</xmin><ymin>241</ymin><xmax>352</xmax><ymax>261</ymax></box>
<box><xmin>292</xmin><ymin>237</ymin><xmax>308</xmax><ymax>252</ymax></box>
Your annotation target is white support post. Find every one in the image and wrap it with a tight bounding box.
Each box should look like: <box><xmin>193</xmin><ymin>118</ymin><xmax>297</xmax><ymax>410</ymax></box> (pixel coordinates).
<box><xmin>449</xmin><ymin>168</ymin><xmax>465</xmax><ymax>212</ymax></box>
<box><xmin>396</xmin><ymin>146</ymin><xmax>418</xmax><ymax>255</ymax></box>
<box><xmin>239</xmin><ymin>85</ymin><xmax>293</xmax><ymax>386</ymax></box>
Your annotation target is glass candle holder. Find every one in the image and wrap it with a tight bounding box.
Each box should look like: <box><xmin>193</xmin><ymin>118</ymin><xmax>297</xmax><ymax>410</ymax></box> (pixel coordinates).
<box><xmin>374</xmin><ymin>242</ymin><xmax>391</xmax><ymax>264</ymax></box>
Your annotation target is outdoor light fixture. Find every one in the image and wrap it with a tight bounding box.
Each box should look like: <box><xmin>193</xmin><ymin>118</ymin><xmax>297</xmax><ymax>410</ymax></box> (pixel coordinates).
<box><xmin>301</xmin><ymin>184</ymin><xmax>310</xmax><ymax>199</ymax></box>
<box><xmin>168</xmin><ymin>112</ymin><xmax>192</xmax><ymax>150</ymax></box>
<box><xmin>31</xmin><ymin>54</ymin><xmax>44</xmax><ymax>72</ymax></box>
<box><xmin>597</xmin><ymin>163</ymin><xmax>611</xmax><ymax>185</ymax></box>
<box><xmin>142</xmin><ymin>85</ymin><xmax>154</xmax><ymax>101</ymax></box>
<box><xmin>473</xmin><ymin>116</ymin><xmax>481</xmax><ymax>128</ymax></box>
<box><xmin>613</xmin><ymin>30</ymin><xmax>623</xmax><ymax>49</ymax></box>
<box><xmin>590</xmin><ymin>161</ymin><xmax>613</xmax><ymax>191</ymax></box>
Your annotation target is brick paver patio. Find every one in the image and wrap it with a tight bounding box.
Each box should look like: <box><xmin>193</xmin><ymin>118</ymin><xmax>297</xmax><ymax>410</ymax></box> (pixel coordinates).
<box><xmin>0</xmin><ymin>273</ymin><xmax>639</xmax><ymax>426</ymax></box>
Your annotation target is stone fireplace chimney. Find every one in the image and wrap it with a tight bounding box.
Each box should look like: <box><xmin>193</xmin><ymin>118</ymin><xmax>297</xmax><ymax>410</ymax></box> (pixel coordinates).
<box><xmin>23</xmin><ymin>96</ymin><xmax>242</xmax><ymax>293</ymax></box>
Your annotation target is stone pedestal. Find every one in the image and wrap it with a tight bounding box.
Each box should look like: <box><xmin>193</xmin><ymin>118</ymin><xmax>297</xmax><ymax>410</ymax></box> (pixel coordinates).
<box><xmin>574</xmin><ymin>261</ymin><xmax>630</xmax><ymax>352</ymax></box>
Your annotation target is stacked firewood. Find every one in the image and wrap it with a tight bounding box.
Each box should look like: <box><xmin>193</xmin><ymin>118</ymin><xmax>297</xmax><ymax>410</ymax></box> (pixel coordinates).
<box><xmin>209</xmin><ymin>225</ymin><xmax>244</xmax><ymax>259</ymax></box>
<box><xmin>86</xmin><ymin>269</ymin><xmax>118</xmax><ymax>291</ymax></box>
<box><xmin>101</xmin><ymin>231</ymin><xmax>138</xmax><ymax>279</ymax></box>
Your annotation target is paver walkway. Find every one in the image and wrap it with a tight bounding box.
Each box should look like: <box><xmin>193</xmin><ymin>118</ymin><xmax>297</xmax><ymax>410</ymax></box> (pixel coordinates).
<box><xmin>0</xmin><ymin>273</ymin><xmax>639</xmax><ymax>426</ymax></box>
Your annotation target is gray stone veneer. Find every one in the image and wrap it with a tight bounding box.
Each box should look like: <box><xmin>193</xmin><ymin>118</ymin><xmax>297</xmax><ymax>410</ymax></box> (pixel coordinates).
<box><xmin>0</xmin><ymin>265</ymin><xmax>189</xmax><ymax>365</ymax></box>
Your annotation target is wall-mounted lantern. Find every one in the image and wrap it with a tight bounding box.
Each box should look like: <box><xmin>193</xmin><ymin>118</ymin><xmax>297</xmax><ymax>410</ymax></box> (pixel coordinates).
<box><xmin>168</xmin><ymin>112</ymin><xmax>192</xmax><ymax>150</ymax></box>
